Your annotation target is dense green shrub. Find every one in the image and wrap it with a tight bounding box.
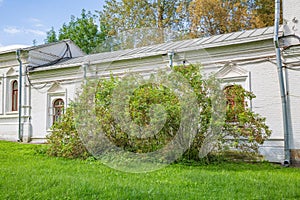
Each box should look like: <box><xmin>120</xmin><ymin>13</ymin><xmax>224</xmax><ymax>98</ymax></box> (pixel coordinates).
<box><xmin>95</xmin><ymin>76</ymin><xmax>181</xmax><ymax>154</ymax></box>
<box><xmin>47</xmin><ymin>65</ymin><xmax>271</xmax><ymax>161</ymax></box>
<box><xmin>221</xmin><ymin>85</ymin><xmax>272</xmax><ymax>152</ymax></box>
<box><xmin>46</xmin><ymin>107</ymin><xmax>90</xmax><ymax>159</ymax></box>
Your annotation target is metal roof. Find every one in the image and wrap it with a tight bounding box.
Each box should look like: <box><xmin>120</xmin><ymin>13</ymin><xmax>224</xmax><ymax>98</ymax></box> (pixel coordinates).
<box><xmin>32</xmin><ymin>26</ymin><xmax>281</xmax><ymax>69</ymax></box>
<box><xmin>0</xmin><ymin>39</ymin><xmax>81</xmax><ymax>55</ymax></box>
<box><xmin>0</xmin><ymin>45</ymin><xmax>29</xmax><ymax>54</ymax></box>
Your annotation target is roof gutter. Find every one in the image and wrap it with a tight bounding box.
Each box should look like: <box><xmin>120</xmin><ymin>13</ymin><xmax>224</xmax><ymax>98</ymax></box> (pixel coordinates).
<box><xmin>274</xmin><ymin>0</ymin><xmax>290</xmax><ymax>166</ymax></box>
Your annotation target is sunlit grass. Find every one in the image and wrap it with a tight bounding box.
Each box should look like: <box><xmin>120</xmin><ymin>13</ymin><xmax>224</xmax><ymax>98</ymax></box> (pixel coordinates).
<box><xmin>0</xmin><ymin>141</ymin><xmax>300</xmax><ymax>199</ymax></box>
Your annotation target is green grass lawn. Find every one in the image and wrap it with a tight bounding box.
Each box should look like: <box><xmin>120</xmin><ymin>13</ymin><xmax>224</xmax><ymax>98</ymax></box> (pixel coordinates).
<box><xmin>1</xmin><ymin>141</ymin><xmax>300</xmax><ymax>200</ymax></box>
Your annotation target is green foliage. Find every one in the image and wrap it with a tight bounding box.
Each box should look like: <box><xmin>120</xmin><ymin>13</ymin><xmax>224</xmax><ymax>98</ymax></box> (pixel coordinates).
<box><xmin>49</xmin><ymin>65</ymin><xmax>271</xmax><ymax>161</ymax></box>
<box><xmin>44</xmin><ymin>9</ymin><xmax>107</xmax><ymax>54</ymax></box>
<box><xmin>58</xmin><ymin>9</ymin><xmax>107</xmax><ymax>54</ymax></box>
<box><xmin>98</xmin><ymin>0</ymin><xmax>280</xmax><ymax>39</ymax></box>
<box><xmin>43</xmin><ymin>1</ymin><xmax>280</xmax><ymax>52</ymax></box>
<box><xmin>251</xmin><ymin>0</ymin><xmax>282</xmax><ymax>28</ymax></box>
<box><xmin>172</xmin><ymin>65</ymin><xmax>213</xmax><ymax>160</ymax></box>
<box><xmin>46</xmin><ymin>107</ymin><xmax>90</xmax><ymax>159</ymax></box>
<box><xmin>94</xmin><ymin>75</ymin><xmax>182</xmax><ymax>153</ymax></box>
<box><xmin>44</xmin><ymin>27</ymin><xmax>58</xmax><ymax>43</ymax></box>
<box><xmin>98</xmin><ymin>0</ymin><xmax>192</xmax><ymax>50</ymax></box>
<box><xmin>221</xmin><ymin>85</ymin><xmax>272</xmax><ymax>152</ymax></box>
<box><xmin>99</xmin><ymin>0</ymin><xmax>189</xmax><ymax>34</ymax></box>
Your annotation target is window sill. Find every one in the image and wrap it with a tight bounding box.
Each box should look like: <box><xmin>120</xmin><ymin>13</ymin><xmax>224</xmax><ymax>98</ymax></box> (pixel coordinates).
<box><xmin>0</xmin><ymin>115</ymin><xmax>18</xmax><ymax>119</ymax></box>
<box><xmin>5</xmin><ymin>111</ymin><xmax>19</xmax><ymax>115</ymax></box>
<box><xmin>46</xmin><ymin>129</ymin><xmax>53</xmax><ymax>133</ymax></box>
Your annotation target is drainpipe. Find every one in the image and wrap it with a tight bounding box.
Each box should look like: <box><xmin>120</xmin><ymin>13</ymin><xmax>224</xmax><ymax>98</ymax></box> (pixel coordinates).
<box><xmin>285</xmin><ymin>68</ymin><xmax>293</xmax><ymax>150</ymax></box>
<box><xmin>82</xmin><ymin>63</ymin><xmax>88</xmax><ymax>82</ymax></box>
<box><xmin>168</xmin><ymin>51</ymin><xmax>175</xmax><ymax>68</ymax></box>
<box><xmin>16</xmin><ymin>49</ymin><xmax>23</xmax><ymax>142</ymax></box>
<box><xmin>274</xmin><ymin>0</ymin><xmax>290</xmax><ymax>166</ymax></box>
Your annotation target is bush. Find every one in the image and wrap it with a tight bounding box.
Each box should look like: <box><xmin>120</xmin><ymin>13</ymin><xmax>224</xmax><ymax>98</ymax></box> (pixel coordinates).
<box><xmin>47</xmin><ymin>65</ymin><xmax>271</xmax><ymax>161</ymax></box>
<box><xmin>94</xmin><ymin>75</ymin><xmax>181</xmax><ymax>154</ymax></box>
<box><xmin>46</xmin><ymin>107</ymin><xmax>90</xmax><ymax>159</ymax></box>
<box><xmin>221</xmin><ymin>85</ymin><xmax>272</xmax><ymax>153</ymax></box>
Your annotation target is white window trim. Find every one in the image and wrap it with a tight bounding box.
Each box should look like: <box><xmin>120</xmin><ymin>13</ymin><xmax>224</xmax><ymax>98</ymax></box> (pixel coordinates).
<box><xmin>0</xmin><ymin>75</ymin><xmax>4</xmax><ymax>115</ymax></box>
<box><xmin>46</xmin><ymin>92</ymin><xmax>66</xmax><ymax>131</ymax></box>
<box><xmin>5</xmin><ymin>78</ymin><xmax>18</xmax><ymax>114</ymax></box>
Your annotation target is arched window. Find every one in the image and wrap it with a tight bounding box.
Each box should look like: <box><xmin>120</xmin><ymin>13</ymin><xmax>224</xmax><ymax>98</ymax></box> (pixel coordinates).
<box><xmin>53</xmin><ymin>99</ymin><xmax>64</xmax><ymax>124</ymax></box>
<box><xmin>12</xmin><ymin>80</ymin><xmax>18</xmax><ymax>111</ymax></box>
<box><xmin>224</xmin><ymin>85</ymin><xmax>245</xmax><ymax>122</ymax></box>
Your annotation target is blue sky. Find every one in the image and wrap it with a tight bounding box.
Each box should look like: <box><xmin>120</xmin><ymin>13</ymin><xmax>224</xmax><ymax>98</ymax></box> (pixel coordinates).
<box><xmin>0</xmin><ymin>0</ymin><xmax>104</xmax><ymax>47</ymax></box>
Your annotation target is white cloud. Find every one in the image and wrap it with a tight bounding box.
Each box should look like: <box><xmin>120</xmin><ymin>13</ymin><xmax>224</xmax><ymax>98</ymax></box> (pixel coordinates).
<box><xmin>4</xmin><ymin>26</ymin><xmax>21</xmax><ymax>34</ymax></box>
<box><xmin>25</xmin><ymin>29</ymin><xmax>46</xmax><ymax>36</ymax></box>
<box><xmin>34</xmin><ymin>24</ymin><xmax>45</xmax><ymax>28</ymax></box>
<box><xmin>27</xmin><ymin>18</ymin><xmax>45</xmax><ymax>28</ymax></box>
<box><xmin>3</xmin><ymin>26</ymin><xmax>46</xmax><ymax>36</ymax></box>
<box><xmin>28</xmin><ymin>18</ymin><xmax>41</xmax><ymax>23</ymax></box>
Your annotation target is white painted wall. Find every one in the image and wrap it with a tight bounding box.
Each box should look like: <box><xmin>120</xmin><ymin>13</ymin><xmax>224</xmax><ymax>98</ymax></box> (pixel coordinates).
<box><xmin>29</xmin><ymin>67</ymin><xmax>83</xmax><ymax>141</ymax></box>
<box><xmin>283</xmin><ymin>0</ymin><xmax>300</xmax><ymax>36</ymax></box>
<box><xmin>243</xmin><ymin>61</ymin><xmax>285</xmax><ymax>162</ymax></box>
<box><xmin>286</xmin><ymin>69</ymin><xmax>300</xmax><ymax>149</ymax></box>
<box><xmin>0</xmin><ymin>56</ymin><xmax>19</xmax><ymax>141</ymax></box>
<box><xmin>0</xmin><ymin>75</ymin><xmax>3</xmax><ymax>115</ymax></box>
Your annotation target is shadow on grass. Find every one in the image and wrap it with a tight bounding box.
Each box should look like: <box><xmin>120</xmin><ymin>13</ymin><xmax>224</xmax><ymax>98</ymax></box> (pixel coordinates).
<box><xmin>0</xmin><ymin>140</ymin><xmax>288</xmax><ymax>173</ymax></box>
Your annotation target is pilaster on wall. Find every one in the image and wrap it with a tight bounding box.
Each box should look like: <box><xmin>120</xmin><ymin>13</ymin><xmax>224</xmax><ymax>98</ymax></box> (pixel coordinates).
<box><xmin>282</xmin><ymin>0</ymin><xmax>300</xmax><ymax>165</ymax></box>
<box><xmin>21</xmin><ymin>63</ymin><xmax>32</xmax><ymax>142</ymax></box>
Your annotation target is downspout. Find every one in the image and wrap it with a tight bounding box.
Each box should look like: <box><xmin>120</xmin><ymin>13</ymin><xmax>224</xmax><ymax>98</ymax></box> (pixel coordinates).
<box><xmin>285</xmin><ymin>68</ymin><xmax>293</xmax><ymax>150</ymax></box>
<box><xmin>82</xmin><ymin>63</ymin><xmax>88</xmax><ymax>80</ymax></box>
<box><xmin>16</xmin><ymin>49</ymin><xmax>23</xmax><ymax>142</ymax></box>
<box><xmin>249</xmin><ymin>72</ymin><xmax>253</xmax><ymax>111</ymax></box>
<box><xmin>82</xmin><ymin>62</ymin><xmax>88</xmax><ymax>85</ymax></box>
<box><xmin>168</xmin><ymin>51</ymin><xmax>175</xmax><ymax>68</ymax></box>
<box><xmin>274</xmin><ymin>0</ymin><xmax>290</xmax><ymax>165</ymax></box>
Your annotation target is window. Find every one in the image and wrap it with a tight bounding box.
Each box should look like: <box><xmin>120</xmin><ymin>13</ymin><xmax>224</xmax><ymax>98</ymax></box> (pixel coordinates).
<box><xmin>12</xmin><ymin>80</ymin><xmax>18</xmax><ymax>111</ymax></box>
<box><xmin>52</xmin><ymin>99</ymin><xmax>64</xmax><ymax>124</ymax></box>
<box><xmin>224</xmin><ymin>85</ymin><xmax>245</xmax><ymax>122</ymax></box>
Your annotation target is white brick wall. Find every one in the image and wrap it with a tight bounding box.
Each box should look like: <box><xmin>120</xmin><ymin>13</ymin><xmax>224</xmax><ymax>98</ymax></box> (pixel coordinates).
<box><xmin>286</xmin><ymin>69</ymin><xmax>300</xmax><ymax>149</ymax></box>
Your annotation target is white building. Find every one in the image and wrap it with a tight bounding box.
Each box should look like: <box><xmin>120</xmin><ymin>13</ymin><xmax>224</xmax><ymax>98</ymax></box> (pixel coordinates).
<box><xmin>1</xmin><ymin>1</ymin><xmax>300</xmax><ymax>165</ymax></box>
<box><xmin>0</xmin><ymin>40</ymin><xmax>84</xmax><ymax>142</ymax></box>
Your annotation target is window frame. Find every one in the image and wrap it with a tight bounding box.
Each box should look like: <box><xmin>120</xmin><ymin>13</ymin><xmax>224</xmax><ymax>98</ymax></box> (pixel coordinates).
<box><xmin>52</xmin><ymin>98</ymin><xmax>64</xmax><ymax>125</ymax></box>
<box><xmin>224</xmin><ymin>85</ymin><xmax>245</xmax><ymax>123</ymax></box>
<box><xmin>11</xmin><ymin>80</ymin><xmax>18</xmax><ymax>112</ymax></box>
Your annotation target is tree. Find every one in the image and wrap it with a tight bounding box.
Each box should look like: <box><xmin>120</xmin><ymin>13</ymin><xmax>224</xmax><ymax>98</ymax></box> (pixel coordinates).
<box><xmin>250</xmin><ymin>0</ymin><xmax>281</xmax><ymax>28</ymax></box>
<box><xmin>99</xmin><ymin>0</ymin><xmax>155</xmax><ymax>36</ymax></box>
<box><xmin>188</xmin><ymin>0</ymin><xmax>281</xmax><ymax>37</ymax></box>
<box><xmin>98</xmin><ymin>0</ymin><xmax>192</xmax><ymax>50</ymax></box>
<box><xmin>150</xmin><ymin>0</ymin><xmax>189</xmax><ymax>29</ymax></box>
<box><xmin>99</xmin><ymin>0</ymin><xmax>191</xmax><ymax>34</ymax></box>
<box><xmin>97</xmin><ymin>0</ymin><xmax>157</xmax><ymax>50</ymax></box>
<box><xmin>45</xmin><ymin>27</ymin><xmax>58</xmax><ymax>43</ymax></box>
<box><xmin>45</xmin><ymin>0</ymin><xmax>279</xmax><ymax>53</ymax></box>
<box><xmin>52</xmin><ymin>9</ymin><xmax>106</xmax><ymax>54</ymax></box>
<box><xmin>32</xmin><ymin>39</ymin><xmax>37</xmax><ymax>46</ymax></box>
<box><xmin>58</xmin><ymin>9</ymin><xmax>106</xmax><ymax>54</ymax></box>
<box><xmin>44</xmin><ymin>10</ymin><xmax>107</xmax><ymax>54</ymax></box>
<box><xmin>189</xmin><ymin>0</ymin><xmax>250</xmax><ymax>37</ymax></box>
